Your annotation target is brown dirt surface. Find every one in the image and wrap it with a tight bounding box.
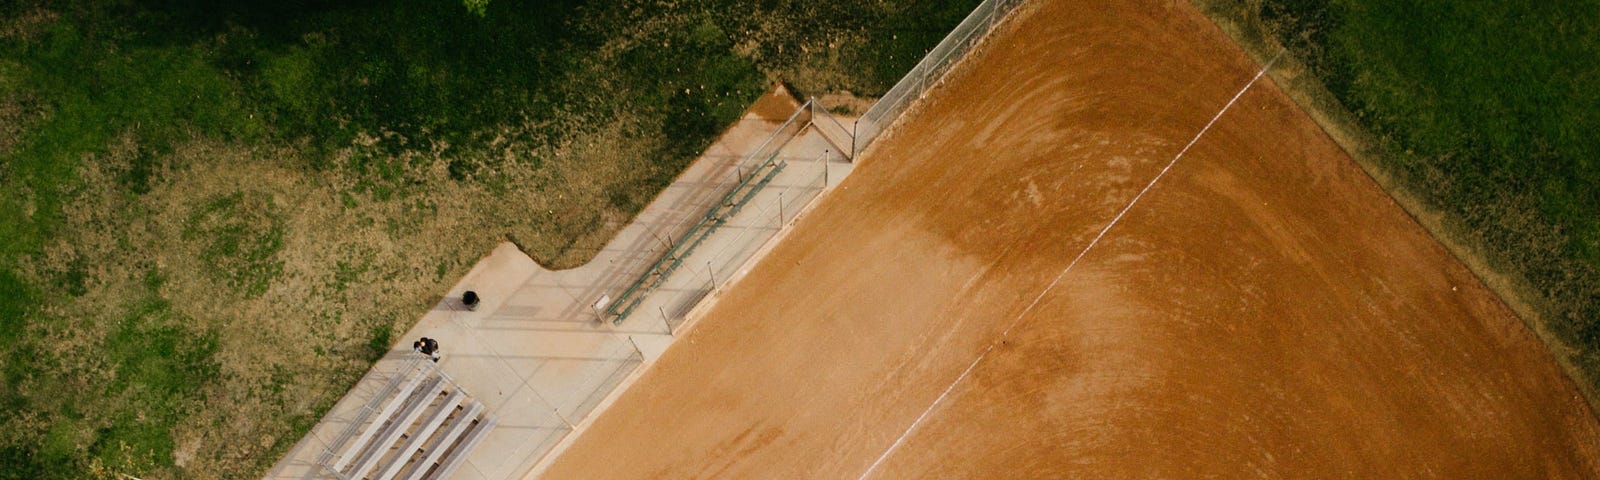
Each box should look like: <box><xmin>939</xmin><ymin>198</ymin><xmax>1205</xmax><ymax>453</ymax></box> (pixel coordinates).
<box><xmin>748</xmin><ymin>84</ymin><xmax>804</xmax><ymax>122</ymax></box>
<box><xmin>537</xmin><ymin>0</ymin><xmax>1600</xmax><ymax>478</ymax></box>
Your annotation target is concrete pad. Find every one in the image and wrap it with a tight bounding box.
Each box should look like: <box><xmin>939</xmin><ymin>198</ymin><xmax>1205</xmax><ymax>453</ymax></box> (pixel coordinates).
<box><xmin>267</xmin><ymin>85</ymin><xmax>858</xmax><ymax>480</ymax></box>
<box><xmin>464</xmin><ymin>383</ymin><xmax>570</xmax><ymax>480</ymax></box>
<box><xmin>627</xmin><ymin>333</ymin><xmax>674</xmax><ymax>362</ymax></box>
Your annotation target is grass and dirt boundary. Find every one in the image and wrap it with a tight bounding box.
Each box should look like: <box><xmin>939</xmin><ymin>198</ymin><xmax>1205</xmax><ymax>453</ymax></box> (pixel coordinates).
<box><xmin>1190</xmin><ymin>0</ymin><xmax>1600</xmax><ymax>410</ymax></box>
<box><xmin>0</xmin><ymin>1</ymin><xmax>980</xmax><ymax>478</ymax></box>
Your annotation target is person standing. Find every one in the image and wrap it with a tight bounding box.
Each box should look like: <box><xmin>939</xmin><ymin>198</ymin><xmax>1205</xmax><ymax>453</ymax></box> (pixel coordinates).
<box><xmin>413</xmin><ymin>337</ymin><xmax>441</xmax><ymax>362</ymax></box>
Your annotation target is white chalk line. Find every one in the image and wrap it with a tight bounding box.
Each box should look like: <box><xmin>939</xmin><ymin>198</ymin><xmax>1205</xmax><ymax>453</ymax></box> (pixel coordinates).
<box><xmin>856</xmin><ymin>52</ymin><xmax>1283</xmax><ymax>479</ymax></box>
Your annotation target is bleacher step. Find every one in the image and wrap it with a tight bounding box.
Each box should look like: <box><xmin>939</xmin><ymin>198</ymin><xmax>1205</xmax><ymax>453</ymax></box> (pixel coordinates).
<box><xmin>429</xmin><ymin>415</ymin><xmax>498</xmax><ymax>480</ymax></box>
<box><xmin>371</xmin><ymin>388</ymin><xmax>467</xmax><ymax>480</ymax></box>
<box><xmin>331</xmin><ymin>366</ymin><xmax>428</xmax><ymax>473</ymax></box>
<box><xmin>399</xmin><ymin>401</ymin><xmax>484</xmax><ymax>480</ymax></box>
<box><xmin>345</xmin><ymin>375</ymin><xmax>445</xmax><ymax>480</ymax></box>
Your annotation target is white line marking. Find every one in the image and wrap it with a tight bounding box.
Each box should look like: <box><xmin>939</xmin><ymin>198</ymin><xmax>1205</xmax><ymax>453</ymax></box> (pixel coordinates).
<box><xmin>856</xmin><ymin>52</ymin><xmax>1283</xmax><ymax>479</ymax></box>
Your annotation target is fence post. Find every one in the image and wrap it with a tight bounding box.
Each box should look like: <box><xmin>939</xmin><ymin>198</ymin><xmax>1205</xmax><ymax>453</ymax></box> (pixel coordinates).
<box><xmin>851</xmin><ymin>119</ymin><xmax>860</xmax><ymax>158</ymax></box>
<box><xmin>917</xmin><ymin>63</ymin><xmax>926</xmax><ymax>98</ymax></box>
<box><xmin>658</xmin><ymin>305</ymin><xmax>673</xmax><ymax>336</ymax></box>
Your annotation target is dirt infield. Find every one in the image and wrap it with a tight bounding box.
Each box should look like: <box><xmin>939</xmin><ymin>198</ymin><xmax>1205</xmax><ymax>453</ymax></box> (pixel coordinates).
<box><xmin>536</xmin><ymin>0</ymin><xmax>1600</xmax><ymax>477</ymax></box>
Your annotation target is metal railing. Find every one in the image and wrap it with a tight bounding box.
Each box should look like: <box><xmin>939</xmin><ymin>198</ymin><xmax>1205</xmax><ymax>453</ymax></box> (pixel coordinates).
<box><xmin>315</xmin><ymin>354</ymin><xmax>430</xmax><ymax>470</ymax></box>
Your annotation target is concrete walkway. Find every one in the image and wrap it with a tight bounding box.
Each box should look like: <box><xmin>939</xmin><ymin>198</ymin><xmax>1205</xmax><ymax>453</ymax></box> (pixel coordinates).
<box><xmin>266</xmin><ymin>87</ymin><xmax>854</xmax><ymax>480</ymax></box>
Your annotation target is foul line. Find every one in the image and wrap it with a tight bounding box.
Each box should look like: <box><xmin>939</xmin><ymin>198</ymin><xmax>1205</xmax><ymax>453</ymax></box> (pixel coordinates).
<box><xmin>856</xmin><ymin>52</ymin><xmax>1283</xmax><ymax>479</ymax></box>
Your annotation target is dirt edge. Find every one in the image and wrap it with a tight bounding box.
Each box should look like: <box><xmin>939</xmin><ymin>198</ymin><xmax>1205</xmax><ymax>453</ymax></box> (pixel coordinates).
<box><xmin>1187</xmin><ymin>0</ymin><xmax>1600</xmax><ymax>415</ymax></box>
<box><xmin>512</xmin><ymin>83</ymin><xmax>802</xmax><ymax>271</ymax></box>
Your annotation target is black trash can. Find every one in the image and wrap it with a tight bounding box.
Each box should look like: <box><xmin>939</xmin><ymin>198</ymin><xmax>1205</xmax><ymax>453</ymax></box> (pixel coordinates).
<box><xmin>462</xmin><ymin>290</ymin><xmax>480</xmax><ymax>311</ymax></box>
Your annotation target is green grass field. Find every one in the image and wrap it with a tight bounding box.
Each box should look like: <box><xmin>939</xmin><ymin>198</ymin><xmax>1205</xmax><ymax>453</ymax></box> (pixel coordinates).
<box><xmin>0</xmin><ymin>0</ymin><xmax>978</xmax><ymax>478</ymax></box>
<box><xmin>1195</xmin><ymin>0</ymin><xmax>1600</xmax><ymax>401</ymax></box>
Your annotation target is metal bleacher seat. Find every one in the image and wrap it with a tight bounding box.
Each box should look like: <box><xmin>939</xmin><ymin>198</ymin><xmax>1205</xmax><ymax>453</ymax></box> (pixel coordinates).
<box><xmin>319</xmin><ymin>357</ymin><xmax>499</xmax><ymax>480</ymax></box>
<box><xmin>428</xmin><ymin>413</ymin><xmax>498</xmax><ymax>480</ymax></box>
<box><xmin>331</xmin><ymin>368</ymin><xmax>428</xmax><ymax>473</ymax></box>
<box><xmin>346</xmin><ymin>375</ymin><xmax>445</xmax><ymax>480</ymax></box>
<box><xmin>371</xmin><ymin>389</ymin><xmax>467</xmax><ymax>480</ymax></box>
<box><xmin>398</xmin><ymin>401</ymin><xmax>484</xmax><ymax>480</ymax></box>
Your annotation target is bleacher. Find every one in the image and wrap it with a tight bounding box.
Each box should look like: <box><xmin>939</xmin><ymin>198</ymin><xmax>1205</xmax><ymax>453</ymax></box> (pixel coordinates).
<box><xmin>320</xmin><ymin>358</ymin><xmax>497</xmax><ymax>480</ymax></box>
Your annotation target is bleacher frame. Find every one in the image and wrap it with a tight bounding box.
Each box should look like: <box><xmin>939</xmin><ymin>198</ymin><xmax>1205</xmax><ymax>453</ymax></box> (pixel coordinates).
<box><xmin>316</xmin><ymin>356</ymin><xmax>498</xmax><ymax>480</ymax></box>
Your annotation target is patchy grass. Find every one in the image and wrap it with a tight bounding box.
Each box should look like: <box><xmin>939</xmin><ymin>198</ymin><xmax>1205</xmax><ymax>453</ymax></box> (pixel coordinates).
<box><xmin>182</xmin><ymin>191</ymin><xmax>285</xmax><ymax>298</ymax></box>
<box><xmin>1192</xmin><ymin>0</ymin><xmax>1600</xmax><ymax>404</ymax></box>
<box><xmin>0</xmin><ymin>0</ymin><xmax>980</xmax><ymax>478</ymax></box>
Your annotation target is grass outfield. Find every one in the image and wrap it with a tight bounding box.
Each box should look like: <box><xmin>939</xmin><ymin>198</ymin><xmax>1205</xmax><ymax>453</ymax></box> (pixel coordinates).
<box><xmin>1194</xmin><ymin>1</ymin><xmax>1600</xmax><ymax>401</ymax></box>
<box><xmin>0</xmin><ymin>0</ymin><xmax>978</xmax><ymax>477</ymax></box>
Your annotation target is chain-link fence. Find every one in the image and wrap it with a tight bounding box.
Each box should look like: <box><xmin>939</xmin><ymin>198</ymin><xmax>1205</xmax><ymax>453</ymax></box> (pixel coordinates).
<box><xmin>594</xmin><ymin>0</ymin><xmax>1026</xmax><ymax>324</ymax></box>
<box><xmin>808</xmin><ymin>100</ymin><xmax>856</xmax><ymax>160</ymax></box>
<box><xmin>654</xmin><ymin>153</ymin><xmax>831</xmax><ymax>331</ymax></box>
<box><xmin>852</xmin><ymin>0</ymin><xmax>1026</xmax><ymax>157</ymax></box>
<box><xmin>598</xmin><ymin>0</ymin><xmax>1023</xmax><ymax>326</ymax></box>
<box><xmin>600</xmin><ymin>99</ymin><xmax>843</xmax><ymax>326</ymax></box>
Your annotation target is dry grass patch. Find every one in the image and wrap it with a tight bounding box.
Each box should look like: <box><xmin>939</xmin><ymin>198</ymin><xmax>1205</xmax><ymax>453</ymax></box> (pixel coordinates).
<box><xmin>0</xmin><ymin>1</ymin><xmax>988</xmax><ymax>477</ymax></box>
<box><xmin>0</xmin><ymin>59</ymin><xmax>43</xmax><ymax>156</ymax></box>
<box><xmin>9</xmin><ymin>111</ymin><xmax>683</xmax><ymax>476</ymax></box>
<box><xmin>0</xmin><ymin>8</ymin><xmax>58</xmax><ymax>42</ymax></box>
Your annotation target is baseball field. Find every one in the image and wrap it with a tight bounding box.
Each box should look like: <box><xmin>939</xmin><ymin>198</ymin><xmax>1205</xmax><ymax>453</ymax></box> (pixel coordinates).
<box><xmin>537</xmin><ymin>0</ymin><xmax>1600</xmax><ymax>477</ymax></box>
